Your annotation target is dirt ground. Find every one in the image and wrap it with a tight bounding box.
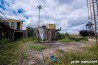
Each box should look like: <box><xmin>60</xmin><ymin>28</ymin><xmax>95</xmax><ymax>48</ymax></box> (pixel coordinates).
<box><xmin>20</xmin><ymin>40</ymin><xmax>95</xmax><ymax>65</ymax></box>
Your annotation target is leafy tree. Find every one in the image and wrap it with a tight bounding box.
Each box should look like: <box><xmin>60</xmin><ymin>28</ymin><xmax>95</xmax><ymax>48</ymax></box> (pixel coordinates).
<box><xmin>65</xmin><ymin>33</ymin><xmax>70</xmax><ymax>38</ymax></box>
<box><xmin>26</xmin><ymin>26</ymin><xmax>36</xmax><ymax>37</ymax></box>
<box><xmin>57</xmin><ymin>32</ymin><xmax>65</xmax><ymax>40</ymax></box>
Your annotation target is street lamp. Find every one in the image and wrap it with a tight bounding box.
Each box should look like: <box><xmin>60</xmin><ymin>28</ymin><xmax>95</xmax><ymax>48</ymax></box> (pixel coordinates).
<box><xmin>37</xmin><ymin>5</ymin><xmax>42</xmax><ymax>27</ymax></box>
<box><xmin>37</xmin><ymin>5</ymin><xmax>42</xmax><ymax>42</ymax></box>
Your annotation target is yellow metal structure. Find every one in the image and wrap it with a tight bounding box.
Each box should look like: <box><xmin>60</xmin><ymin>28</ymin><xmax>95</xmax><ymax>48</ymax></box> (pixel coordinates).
<box><xmin>47</xmin><ymin>24</ymin><xmax>56</xmax><ymax>29</ymax></box>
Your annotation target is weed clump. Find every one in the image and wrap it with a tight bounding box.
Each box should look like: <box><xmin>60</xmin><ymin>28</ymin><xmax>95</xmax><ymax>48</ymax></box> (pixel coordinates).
<box><xmin>31</xmin><ymin>44</ymin><xmax>46</xmax><ymax>50</ymax></box>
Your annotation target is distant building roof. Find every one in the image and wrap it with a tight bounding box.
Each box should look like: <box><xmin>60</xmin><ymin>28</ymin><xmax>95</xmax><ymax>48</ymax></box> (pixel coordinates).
<box><xmin>4</xmin><ymin>19</ymin><xmax>22</xmax><ymax>22</ymax></box>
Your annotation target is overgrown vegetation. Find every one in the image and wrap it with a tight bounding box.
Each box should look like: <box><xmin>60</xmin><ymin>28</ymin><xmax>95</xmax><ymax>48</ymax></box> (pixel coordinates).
<box><xmin>57</xmin><ymin>32</ymin><xmax>65</xmax><ymax>40</ymax></box>
<box><xmin>58</xmin><ymin>33</ymin><xmax>88</xmax><ymax>43</ymax></box>
<box><xmin>31</xmin><ymin>44</ymin><xmax>46</xmax><ymax>50</ymax></box>
<box><xmin>58</xmin><ymin>38</ymin><xmax>75</xmax><ymax>43</ymax></box>
<box><xmin>26</xmin><ymin>26</ymin><xmax>36</xmax><ymax>37</ymax></box>
<box><xmin>59</xmin><ymin>37</ymin><xmax>88</xmax><ymax>43</ymax></box>
<box><xmin>48</xmin><ymin>44</ymin><xmax>98</xmax><ymax>65</ymax></box>
<box><xmin>0</xmin><ymin>37</ymin><xmax>36</xmax><ymax>65</ymax></box>
<box><xmin>0</xmin><ymin>32</ymin><xmax>95</xmax><ymax>65</ymax></box>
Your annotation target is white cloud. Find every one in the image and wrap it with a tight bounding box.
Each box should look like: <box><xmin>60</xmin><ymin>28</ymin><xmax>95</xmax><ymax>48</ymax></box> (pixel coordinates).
<box><xmin>0</xmin><ymin>0</ymin><xmax>88</xmax><ymax>34</ymax></box>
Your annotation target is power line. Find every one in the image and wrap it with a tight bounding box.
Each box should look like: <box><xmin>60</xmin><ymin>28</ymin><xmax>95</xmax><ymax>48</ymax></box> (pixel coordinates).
<box><xmin>0</xmin><ymin>10</ymin><xmax>8</xmax><ymax>20</ymax></box>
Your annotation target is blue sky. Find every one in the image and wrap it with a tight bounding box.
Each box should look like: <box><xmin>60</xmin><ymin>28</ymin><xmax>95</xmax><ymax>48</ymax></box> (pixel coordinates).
<box><xmin>0</xmin><ymin>0</ymin><xmax>88</xmax><ymax>34</ymax></box>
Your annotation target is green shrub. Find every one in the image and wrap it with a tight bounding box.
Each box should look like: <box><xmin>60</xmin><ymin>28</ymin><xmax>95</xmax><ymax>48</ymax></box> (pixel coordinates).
<box><xmin>57</xmin><ymin>33</ymin><xmax>65</xmax><ymax>40</ymax></box>
<box><xmin>27</xmin><ymin>26</ymin><xmax>36</xmax><ymax>37</ymax></box>
<box><xmin>65</xmin><ymin>33</ymin><xmax>70</xmax><ymax>38</ymax></box>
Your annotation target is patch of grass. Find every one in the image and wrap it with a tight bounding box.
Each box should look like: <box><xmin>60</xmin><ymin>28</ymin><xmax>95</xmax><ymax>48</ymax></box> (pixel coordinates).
<box><xmin>58</xmin><ymin>37</ymin><xmax>88</xmax><ymax>43</ymax></box>
<box><xmin>58</xmin><ymin>33</ymin><xmax>88</xmax><ymax>43</ymax></box>
<box><xmin>31</xmin><ymin>44</ymin><xmax>46</xmax><ymax>50</ymax></box>
<box><xmin>0</xmin><ymin>37</ymin><xmax>36</xmax><ymax>65</ymax></box>
<box><xmin>48</xmin><ymin>44</ymin><xmax>98</xmax><ymax>65</ymax></box>
<box><xmin>80</xmin><ymin>37</ymin><xmax>88</xmax><ymax>42</ymax></box>
<box><xmin>16</xmin><ymin>37</ymin><xmax>37</xmax><ymax>43</ymax></box>
<box><xmin>58</xmin><ymin>38</ymin><xmax>74</xmax><ymax>43</ymax></box>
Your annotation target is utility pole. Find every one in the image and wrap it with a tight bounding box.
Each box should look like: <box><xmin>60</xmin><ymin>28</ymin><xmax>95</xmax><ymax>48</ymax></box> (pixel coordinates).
<box><xmin>92</xmin><ymin>0</ymin><xmax>97</xmax><ymax>44</ymax></box>
<box><xmin>87</xmin><ymin>0</ymin><xmax>98</xmax><ymax>44</ymax></box>
<box><xmin>37</xmin><ymin>6</ymin><xmax>45</xmax><ymax>65</ymax></box>
<box><xmin>37</xmin><ymin>5</ymin><xmax>42</xmax><ymax>42</ymax></box>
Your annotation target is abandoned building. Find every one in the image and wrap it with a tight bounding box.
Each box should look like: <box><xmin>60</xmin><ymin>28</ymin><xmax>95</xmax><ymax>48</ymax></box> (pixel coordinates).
<box><xmin>0</xmin><ymin>19</ymin><xmax>27</xmax><ymax>40</ymax></box>
<box><xmin>3</xmin><ymin>19</ymin><xmax>23</xmax><ymax>30</ymax></box>
<box><xmin>37</xmin><ymin>24</ymin><xmax>61</xmax><ymax>42</ymax></box>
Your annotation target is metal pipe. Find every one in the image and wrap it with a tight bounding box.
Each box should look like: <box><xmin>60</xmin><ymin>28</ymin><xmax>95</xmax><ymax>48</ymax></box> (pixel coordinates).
<box><xmin>37</xmin><ymin>7</ymin><xmax>40</xmax><ymax>27</ymax></box>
